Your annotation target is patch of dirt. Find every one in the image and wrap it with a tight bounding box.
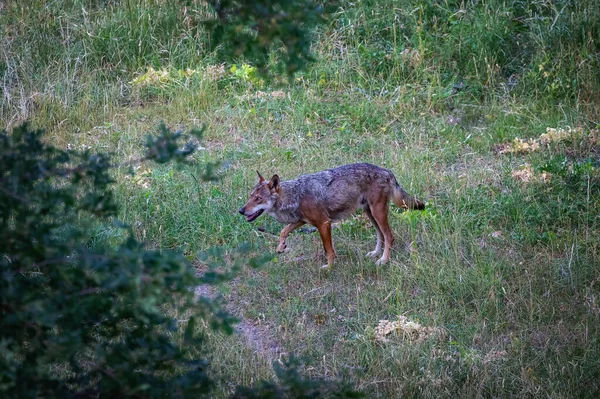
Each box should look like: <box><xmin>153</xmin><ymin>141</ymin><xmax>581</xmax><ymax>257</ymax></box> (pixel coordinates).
<box><xmin>234</xmin><ymin>319</ymin><xmax>283</xmax><ymax>359</ymax></box>
<box><xmin>193</xmin><ymin>267</ymin><xmax>284</xmax><ymax>361</ymax></box>
<box><xmin>193</xmin><ymin>283</ymin><xmax>216</xmax><ymax>299</ymax></box>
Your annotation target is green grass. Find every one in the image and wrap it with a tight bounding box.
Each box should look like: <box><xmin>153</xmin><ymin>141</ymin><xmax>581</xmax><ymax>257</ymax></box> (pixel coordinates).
<box><xmin>2</xmin><ymin>0</ymin><xmax>600</xmax><ymax>397</ymax></box>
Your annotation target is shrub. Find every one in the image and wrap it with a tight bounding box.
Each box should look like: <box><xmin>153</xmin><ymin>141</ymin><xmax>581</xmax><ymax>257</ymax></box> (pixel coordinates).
<box><xmin>0</xmin><ymin>123</ymin><xmax>224</xmax><ymax>397</ymax></box>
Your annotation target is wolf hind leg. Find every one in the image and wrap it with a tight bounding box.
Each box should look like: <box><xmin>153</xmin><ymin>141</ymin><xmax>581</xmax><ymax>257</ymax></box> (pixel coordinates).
<box><xmin>369</xmin><ymin>201</ymin><xmax>394</xmax><ymax>266</ymax></box>
<box><xmin>316</xmin><ymin>220</ymin><xmax>335</xmax><ymax>269</ymax></box>
<box><xmin>363</xmin><ymin>205</ymin><xmax>383</xmax><ymax>258</ymax></box>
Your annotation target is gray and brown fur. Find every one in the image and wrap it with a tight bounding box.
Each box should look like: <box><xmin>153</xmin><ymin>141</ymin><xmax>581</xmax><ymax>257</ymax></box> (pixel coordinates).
<box><xmin>239</xmin><ymin>163</ymin><xmax>425</xmax><ymax>269</ymax></box>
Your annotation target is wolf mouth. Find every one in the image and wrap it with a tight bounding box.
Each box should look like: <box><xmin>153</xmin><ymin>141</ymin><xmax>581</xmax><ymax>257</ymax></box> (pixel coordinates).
<box><xmin>246</xmin><ymin>209</ymin><xmax>264</xmax><ymax>222</ymax></box>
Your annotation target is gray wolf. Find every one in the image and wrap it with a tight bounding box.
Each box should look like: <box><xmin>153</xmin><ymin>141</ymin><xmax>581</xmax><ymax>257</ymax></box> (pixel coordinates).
<box><xmin>239</xmin><ymin>163</ymin><xmax>424</xmax><ymax>269</ymax></box>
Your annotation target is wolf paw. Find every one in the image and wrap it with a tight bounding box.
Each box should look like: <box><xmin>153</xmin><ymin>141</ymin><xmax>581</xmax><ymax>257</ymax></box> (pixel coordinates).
<box><xmin>375</xmin><ymin>257</ymin><xmax>389</xmax><ymax>266</ymax></box>
<box><xmin>366</xmin><ymin>250</ymin><xmax>381</xmax><ymax>258</ymax></box>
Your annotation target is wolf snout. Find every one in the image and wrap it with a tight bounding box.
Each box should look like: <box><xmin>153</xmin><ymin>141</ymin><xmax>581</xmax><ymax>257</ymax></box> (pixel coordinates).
<box><xmin>238</xmin><ymin>207</ymin><xmax>246</xmax><ymax>215</ymax></box>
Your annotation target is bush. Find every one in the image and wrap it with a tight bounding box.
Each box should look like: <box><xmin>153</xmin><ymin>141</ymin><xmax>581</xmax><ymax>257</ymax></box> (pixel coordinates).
<box><xmin>205</xmin><ymin>0</ymin><xmax>332</xmax><ymax>75</ymax></box>
<box><xmin>0</xmin><ymin>123</ymin><xmax>221</xmax><ymax>397</ymax></box>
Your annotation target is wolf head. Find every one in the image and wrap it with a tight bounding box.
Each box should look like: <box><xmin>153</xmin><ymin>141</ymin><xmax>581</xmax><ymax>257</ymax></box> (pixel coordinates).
<box><xmin>238</xmin><ymin>171</ymin><xmax>280</xmax><ymax>222</ymax></box>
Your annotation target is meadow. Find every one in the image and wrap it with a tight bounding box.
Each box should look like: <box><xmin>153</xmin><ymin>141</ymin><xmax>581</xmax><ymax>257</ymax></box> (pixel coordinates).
<box><xmin>2</xmin><ymin>0</ymin><xmax>599</xmax><ymax>397</ymax></box>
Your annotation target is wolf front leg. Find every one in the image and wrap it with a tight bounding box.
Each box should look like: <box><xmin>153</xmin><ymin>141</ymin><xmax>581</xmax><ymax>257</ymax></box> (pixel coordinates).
<box><xmin>276</xmin><ymin>221</ymin><xmax>306</xmax><ymax>252</ymax></box>
<box><xmin>316</xmin><ymin>220</ymin><xmax>335</xmax><ymax>269</ymax></box>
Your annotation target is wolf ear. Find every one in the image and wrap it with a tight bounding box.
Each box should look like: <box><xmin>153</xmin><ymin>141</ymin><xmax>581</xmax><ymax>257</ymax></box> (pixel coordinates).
<box><xmin>268</xmin><ymin>174</ymin><xmax>280</xmax><ymax>192</ymax></box>
<box><xmin>256</xmin><ymin>171</ymin><xmax>265</xmax><ymax>183</ymax></box>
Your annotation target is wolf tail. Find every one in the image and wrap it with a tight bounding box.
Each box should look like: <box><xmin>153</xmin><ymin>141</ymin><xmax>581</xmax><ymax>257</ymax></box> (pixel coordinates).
<box><xmin>391</xmin><ymin>181</ymin><xmax>425</xmax><ymax>210</ymax></box>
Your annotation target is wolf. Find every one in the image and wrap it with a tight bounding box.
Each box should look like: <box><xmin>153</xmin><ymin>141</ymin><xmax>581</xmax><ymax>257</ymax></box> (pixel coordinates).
<box><xmin>239</xmin><ymin>163</ymin><xmax>424</xmax><ymax>269</ymax></box>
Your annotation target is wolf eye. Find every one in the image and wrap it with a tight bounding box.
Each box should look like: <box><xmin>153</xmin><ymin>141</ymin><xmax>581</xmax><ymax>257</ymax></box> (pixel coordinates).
<box><xmin>256</xmin><ymin>196</ymin><xmax>262</xmax><ymax>201</ymax></box>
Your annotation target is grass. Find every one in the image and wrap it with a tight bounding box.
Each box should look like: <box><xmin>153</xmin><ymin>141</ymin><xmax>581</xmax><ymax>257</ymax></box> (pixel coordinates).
<box><xmin>2</xmin><ymin>0</ymin><xmax>600</xmax><ymax>397</ymax></box>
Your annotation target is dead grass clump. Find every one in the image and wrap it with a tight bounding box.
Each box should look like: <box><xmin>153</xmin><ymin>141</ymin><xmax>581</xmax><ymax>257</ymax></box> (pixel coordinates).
<box><xmin>497</xmin><ymin>138</ymin><xmax>540</xmax><ymax>154</ymax></box>
<box><xmin>374</xmin><ymin>316</ymin><xmax>442</xmax><ymax>343</ymax></box>
<box><xmin>511</xmin><ymin>163</ymin><xmax>552</xmax><ymax>184</ymax></box>
<box><xmin>498</xmin><ymin>126</ymin><xmax>599</xmax><ymax>155</ymax></box>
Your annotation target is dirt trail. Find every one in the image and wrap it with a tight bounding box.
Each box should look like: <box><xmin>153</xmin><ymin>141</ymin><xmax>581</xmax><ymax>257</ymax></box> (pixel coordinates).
<box><xmin>194</xmin><ymin>279</ymin><xmax>283</xmax><ymax>361</ymax></box>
